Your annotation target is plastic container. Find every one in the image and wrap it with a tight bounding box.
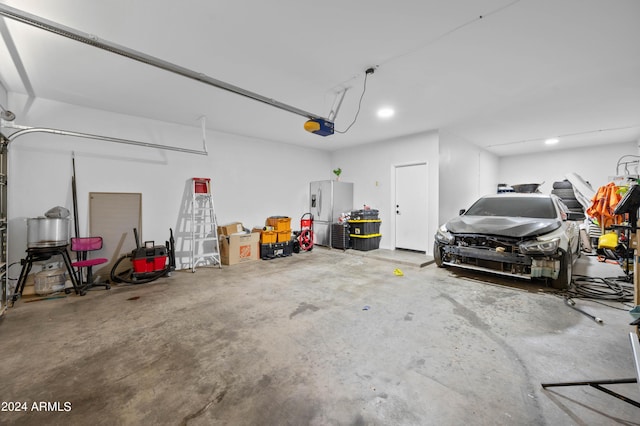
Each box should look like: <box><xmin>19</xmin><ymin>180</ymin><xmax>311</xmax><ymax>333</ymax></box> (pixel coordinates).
<box><xmin>350</xmin><ymin>233</ymin><xmax>381</xmax><ymax>251</ymax></box>
<box><xmin>266</xmin><ymin>216</ymin><xmax>291</xmax><ymax>232</ymax></box>
<box><xmin>34</xmin><ymin>268</ymin><xmax>67</xmax><ymax>295</ymax></box>
<box><xmin>349</xmin><ymin>219</ymin><xmax>381</xmax><ymax>235</ymax></box>
<box><xmin>260</xmin><ymin>241</ymin><xmax>293</xmax><ymax>259</ymax></box>
<box><xmin>598</xmin><ymin>232</ymin><xmax>618</xmax><ymax>249</ymax></box>
<box><xmin>262</xmin><ymin>231</ymin><xmax>277</xmax><ymax>244</ymax></box>
<box><xmin>277</xmin><ymin>230</ymin><xmax>292</xmax><ymax>242</ymax></box>
<box><xmin>350</xmin><ymin>209</ymin><xmax>379</xmax><ymax>220</ymax></box>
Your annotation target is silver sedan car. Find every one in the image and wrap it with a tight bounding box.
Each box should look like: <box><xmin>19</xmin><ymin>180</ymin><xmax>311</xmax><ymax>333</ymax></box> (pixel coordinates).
<box><xmin>434</xmin><ymin>193</ymin><xmax>583</xmax><ymax>288</ymax></box>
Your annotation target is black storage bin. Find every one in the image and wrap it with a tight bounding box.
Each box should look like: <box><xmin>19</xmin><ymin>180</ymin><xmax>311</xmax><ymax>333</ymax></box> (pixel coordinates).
<box><xmin>349</xmin><ymin>220</ymin><xmax>381</xmax><ymax>236</ymax></box>
<box><xmin>260</xmin><ymin>241</ymin><xmax>293</xmax><ymax>259</ymax></box>
<box><xmin>350</xmin><ymin>234</ymin><xmax>381</xmax><ymax>251</ymax></box>
<box><xmin>332</xmin><ymin>223</ymin><xmax>350</xmax><ymax>249</ymax></box>
<box><xmin>350</xmin><ymin>209</ymin><xmax>379</xmax><ymax>220</ymax></box>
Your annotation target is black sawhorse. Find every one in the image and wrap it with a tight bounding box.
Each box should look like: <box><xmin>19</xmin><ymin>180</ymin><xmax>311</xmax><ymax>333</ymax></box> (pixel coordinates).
<box><xmin>10</xmin><ymin>245</ymin><xmax>82</xmax><ymax>306</ymax></box>
<box><xmin>542</xmin><ymin>332</ymin><xmax>640</xmax><ymax>408</ymax></box>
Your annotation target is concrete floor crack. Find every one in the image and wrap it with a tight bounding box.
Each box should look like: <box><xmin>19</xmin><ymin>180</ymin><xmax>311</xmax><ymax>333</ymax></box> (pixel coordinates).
<box><xmin>180</xmin><ymin>384</ymin><xmax>227</xmax><ymax>426</ymax></box>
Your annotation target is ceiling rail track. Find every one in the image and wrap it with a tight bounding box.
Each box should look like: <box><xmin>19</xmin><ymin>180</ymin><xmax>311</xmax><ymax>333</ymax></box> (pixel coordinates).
<box><xmin>1</xmin><ymin>122</ymin><xmax>209</xmax><ymax>155</ymax></box>
<box><xmin>0</xmin><ymin>3</ymin><xmax>329</xmax><ymax>122</ymax></box>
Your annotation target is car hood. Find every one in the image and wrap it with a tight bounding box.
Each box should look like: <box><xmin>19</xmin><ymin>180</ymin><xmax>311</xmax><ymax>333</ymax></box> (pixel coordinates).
<box><xmin>446</xmin><ymin>216</ymin><xmax>562</xmax><ymax>238</ymax></box>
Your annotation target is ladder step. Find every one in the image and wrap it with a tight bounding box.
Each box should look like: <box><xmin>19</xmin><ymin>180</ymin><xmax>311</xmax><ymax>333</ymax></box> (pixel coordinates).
<box><xmin>193</xmin><ymin>237</ymin><xmax>219</xmax><ymax>242</ymax></box>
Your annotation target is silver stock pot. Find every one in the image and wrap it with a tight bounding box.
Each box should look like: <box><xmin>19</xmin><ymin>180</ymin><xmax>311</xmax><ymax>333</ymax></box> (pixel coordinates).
<box><xmin>27</xmin><ymin>217</ymin><xmax>71</xmax><ymax>248</ymax></box>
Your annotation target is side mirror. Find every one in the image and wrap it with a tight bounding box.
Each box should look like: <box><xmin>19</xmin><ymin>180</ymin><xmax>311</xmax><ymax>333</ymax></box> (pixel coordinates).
<box><xmin>459</xmin><ymin>209</ymin><xmax>466</xmax><ymax>215</ymax></box>
<box><xmin>566</xmin><ymin>211</ymin><xmax>585</xmax><ymax>221</ymax></box>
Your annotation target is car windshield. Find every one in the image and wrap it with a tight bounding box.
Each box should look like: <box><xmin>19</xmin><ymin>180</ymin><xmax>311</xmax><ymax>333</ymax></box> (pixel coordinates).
<box><xmin>465</xmin><ymin>197</ymin><xmax>557</xmax><ymax>219</ymax></box>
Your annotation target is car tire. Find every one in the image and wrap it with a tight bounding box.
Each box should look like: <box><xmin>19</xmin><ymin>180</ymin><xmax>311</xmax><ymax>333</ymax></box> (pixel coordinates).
<box><xmin>553</xmin><ymin>180</ymin><xmax>573</xmax><ymax>190</ymax></box>
<box><xmin>434</xmin><ymin>242</ymin><xmax>445</xmax><ymax>267</ymax></box>
<box><xmin>551</xmin><ymin>249</ymin><xmax>572</xmax><ymax>289</ymax></box>
<box><xmin>562</xmin><ymin>199</ymin><xmax>582</xmax><ymax>209</ymax></box>
<box><xmin>552</xmin><ymin>188</ymin><xmax>576</xmax><ymax>198</ymax></box>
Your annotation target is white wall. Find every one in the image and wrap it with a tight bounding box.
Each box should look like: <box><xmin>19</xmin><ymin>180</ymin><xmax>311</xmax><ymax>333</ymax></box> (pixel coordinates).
<box><xmin>498</xmin><ymin>141</ymin><xmax>637</xmax><ymax>194</ymax></box>
<box><xmin>331</xmin><ymin>131</ymin><xmax>439</xmax><ymax>254</ymax></box>
<box><xmin>0</xmin><ymin>83</ymin><xmax>7</xmax><ymax>108</ymax></box>
<box><xmin>6</xmin><ymin>93</ymin><xmax>331</xmax><ymax>270</ymax></box>
<box><xmin>439</xmin><ymin>131</ymin><xmax>499</xmax><ymax>225</ymax></box>
<box><xmin>10</xmin><ymin>90</ymin><xmax>633</xmax><ymax>269</ymax></box>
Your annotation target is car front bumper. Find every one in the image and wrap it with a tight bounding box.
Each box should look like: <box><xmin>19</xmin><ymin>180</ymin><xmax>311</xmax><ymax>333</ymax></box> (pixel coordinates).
<box><xmin>440</xmin><ymin>244</ymin><xmax>561</xmax><ymax>280</ymax></box>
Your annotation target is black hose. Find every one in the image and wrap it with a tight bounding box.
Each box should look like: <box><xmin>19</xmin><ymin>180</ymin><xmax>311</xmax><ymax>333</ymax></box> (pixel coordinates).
<box><xmin>569</xmin><ymin>274</ymin><xmax>634</xmax><ymax>303</ymax></box>
<box><xmin>551</xmin><ymin>274</ymin><xmax>635</xmax><ymax>311</ymax></box>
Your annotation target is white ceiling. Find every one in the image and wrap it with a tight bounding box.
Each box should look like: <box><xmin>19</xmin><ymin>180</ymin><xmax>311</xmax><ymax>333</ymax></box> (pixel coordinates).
<box><xmin>0</xmin><ymin>0</ymin><xmax>639</xmax><ymax>156</ymax></box>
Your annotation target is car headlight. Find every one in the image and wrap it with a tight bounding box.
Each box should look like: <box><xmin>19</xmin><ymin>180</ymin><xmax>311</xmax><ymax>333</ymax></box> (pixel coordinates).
<box><xmin>435</xmin><ymin>225</ymin><xmax>455</xmax><ymax>244</ymax></box>
<box><xmin>519</xmin><ymin>238</ymin><xmax>560</xmax><ymax>255</ymax></box>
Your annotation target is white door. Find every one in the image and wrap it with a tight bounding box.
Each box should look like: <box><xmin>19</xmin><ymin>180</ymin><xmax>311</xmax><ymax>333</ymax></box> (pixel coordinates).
<box><xmin>395</xmin><ymin>163</ymin><xmax>428</xmax><ymax>252</ymax></box>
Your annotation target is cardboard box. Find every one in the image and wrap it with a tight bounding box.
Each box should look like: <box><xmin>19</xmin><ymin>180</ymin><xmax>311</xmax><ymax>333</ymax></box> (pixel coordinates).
<box><xmin>219</xmin><ymin>231</ymin><xmax>260</xmax><ymax>265</ymax></box>
<box><xmin>218</xmin><ymin>222</ymin><xmax>244</xmax><ymax>236</ymax></box>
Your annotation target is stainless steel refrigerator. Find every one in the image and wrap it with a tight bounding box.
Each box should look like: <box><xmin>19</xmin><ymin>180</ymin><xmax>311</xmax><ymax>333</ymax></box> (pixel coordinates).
<box><xmin>309</xmin><ymin>180</ymin><xmax>354</xmax><ymax>247</ymax></box>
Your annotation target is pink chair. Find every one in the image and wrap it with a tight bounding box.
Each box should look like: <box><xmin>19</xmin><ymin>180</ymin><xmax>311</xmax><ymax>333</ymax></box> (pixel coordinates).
<box><xmin>70</xmin><ymin>237</ymin><xmax>111</xmax><ymax>295</ymax></box>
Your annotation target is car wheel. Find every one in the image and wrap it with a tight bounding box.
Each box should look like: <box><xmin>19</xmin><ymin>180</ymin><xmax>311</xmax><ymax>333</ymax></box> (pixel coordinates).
<box><xmin>434</xmin><ymin>242</ymin><xmax>446</xmax><ymax>267</ymax></box>
<box><xmin>552</xmin><ymin>249</ymin><xmax>572</xmax><ymax>289</ymax></box>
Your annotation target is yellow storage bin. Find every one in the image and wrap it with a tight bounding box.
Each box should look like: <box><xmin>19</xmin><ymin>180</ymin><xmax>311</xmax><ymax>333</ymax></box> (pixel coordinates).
<box><xmin>266</xmin><ymin>216</ymin><xmax>291</xmax><ymax>232</ymax></box>
<box><xmin>262</xmin><ymin>231</ymin><xmax>277</xmax><ymax>244</ymax></box>
<box><xmin>598</xmin><ymin>232</ymin><xmax>618</xmax><ymax>249</ymax></box>
<box><xmin>277</xmin><ymin>230</ymin><xmax>292</xmax><ymax>242</ymax></box>
<box><xmin>252</xmin><ymin>227</ymin><xmax>277</xmax><ymax>244</ymax></box>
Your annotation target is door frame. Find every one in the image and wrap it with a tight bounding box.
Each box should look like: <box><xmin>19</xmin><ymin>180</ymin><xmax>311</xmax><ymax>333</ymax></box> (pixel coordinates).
<box><xmin>391</xmin><ymin>161</ymin><xmax>428</xmax><ymax>252</ymax></box>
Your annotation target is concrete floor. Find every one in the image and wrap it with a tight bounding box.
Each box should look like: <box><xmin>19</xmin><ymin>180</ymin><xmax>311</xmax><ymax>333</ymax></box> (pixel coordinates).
<box><xmin>1</xmin><ymin>248</ymin><xmax>639</xmax><ymax>425</ymax></box>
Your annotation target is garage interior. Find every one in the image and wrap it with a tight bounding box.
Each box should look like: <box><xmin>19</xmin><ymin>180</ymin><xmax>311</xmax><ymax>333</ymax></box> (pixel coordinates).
<box><xmin>1</xmin><ymin>1</ymin><xmax>639</xmax><ymax>424</ymax></box>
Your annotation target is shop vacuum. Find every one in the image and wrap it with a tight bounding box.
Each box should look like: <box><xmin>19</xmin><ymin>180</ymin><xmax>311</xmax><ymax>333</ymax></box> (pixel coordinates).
<box><xmin>110</xmin><ymin>228</ymin><xmax>176</xmax><ymax>285</ymax></box>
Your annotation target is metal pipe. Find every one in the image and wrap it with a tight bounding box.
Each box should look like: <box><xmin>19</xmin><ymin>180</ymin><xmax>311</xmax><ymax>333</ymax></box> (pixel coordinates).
<box><xmin>328</xmin><ymin>88</ymin><xmax>349</xmax><ymax>122</ymax></box>
<box><xmin>199</xmin><ymin>116</ymin><xmax>208</xmax><ymax>154</ymax></box>
<box><xmin>3</xmin><ymin>124</ymin><xmax>208</xmax><ymax>155</ymax></box>
<box><xmin>0</xmin><ymin>3</ymin><xmax>330</xmax><ymax>122</ymax></box>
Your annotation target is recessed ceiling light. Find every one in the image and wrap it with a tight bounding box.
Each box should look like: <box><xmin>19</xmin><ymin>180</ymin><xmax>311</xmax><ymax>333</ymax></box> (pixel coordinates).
<box><xmin>377</xmin><ymin>107</ymin><xmax>395</xmax><ymax>119</ymax></box>
<box><xmin>545</xmin><ymin>138</ymin><xmax>559</xmax><ymax>145</ymax></box>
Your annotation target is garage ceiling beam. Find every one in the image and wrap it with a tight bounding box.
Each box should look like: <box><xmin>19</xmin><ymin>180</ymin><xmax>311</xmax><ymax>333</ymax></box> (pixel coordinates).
<box><xmin>0</xmin><ymin>3</ymin><xmax>330</xmax><ymax>123</ymax></box>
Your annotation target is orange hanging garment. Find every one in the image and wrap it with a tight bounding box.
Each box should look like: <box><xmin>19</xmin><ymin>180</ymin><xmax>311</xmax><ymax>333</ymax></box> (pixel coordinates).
<box><xmin>586</xmin><ymin>182</ymin><xmax>623</xmax><ymax>230</ymax></box>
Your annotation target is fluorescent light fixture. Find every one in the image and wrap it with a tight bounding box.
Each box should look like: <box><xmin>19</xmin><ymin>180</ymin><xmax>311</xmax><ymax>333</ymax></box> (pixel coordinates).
<box><xmin>545</xmin><ymin>138</ymin><xmax>559</xmax><ymax>145</ymax></box>
<box><xmin>377</xmin><ymin>107</ymin><xmax>395</xmax><ymax>119</ymax></box>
